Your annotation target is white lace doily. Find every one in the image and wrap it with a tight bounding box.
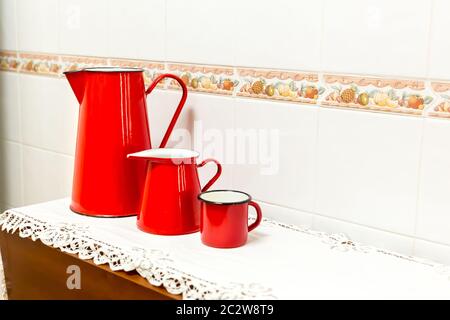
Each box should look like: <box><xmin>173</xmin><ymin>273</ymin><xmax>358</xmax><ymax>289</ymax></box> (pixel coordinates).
<box><xmin>1</xmin><ymin>198</ymin><xmax>450</xmax><ymax>299</ymax></box>
<box><xmin>0</xmin><ymin>210</ymin><xmax>274</xmax><ymax>300</ymax></box>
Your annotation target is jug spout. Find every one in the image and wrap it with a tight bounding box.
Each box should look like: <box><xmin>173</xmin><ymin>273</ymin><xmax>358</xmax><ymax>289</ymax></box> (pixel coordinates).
<box><xmin>64</xmin><ymin>70</ymin><xmax>85</xmax><ymax>104</ymax></box>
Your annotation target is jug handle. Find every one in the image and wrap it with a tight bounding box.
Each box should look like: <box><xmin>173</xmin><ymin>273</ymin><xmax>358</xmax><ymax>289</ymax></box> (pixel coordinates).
<box><xmin>145</xmin><ymin>73</ymin><xmax>188</xmax><ymax>148</ymax></box>
<box><xmin>197</xmin><ymin>159</ymin><xmax>222</xmax><ymax>192</ymax></box>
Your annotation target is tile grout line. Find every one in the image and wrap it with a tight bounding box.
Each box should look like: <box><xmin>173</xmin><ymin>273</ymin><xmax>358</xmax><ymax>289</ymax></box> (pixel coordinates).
<box><xmin>311</xmin><ymin>100</ymin><xmax>322</xmax><ymax>228</ymax></box>
<box><xmin>425</xmin><ymin>0</ymin><xmax>435</xmax><ymax>80</ymax></box>
<box><xmin>411</xmin><ymin>117</ymin><xmax>427</xmax><ymax>254</ymax></box>
<box><xmin>258</xmin><ymin>198</ymin><xmax>414</xmax><ymax>240</ymax></box>
<box><xmin>14</xmin><ymin>59</ymin><xmax>25</xmax><ymax>206</ymax></box>
<box><xmin>318</xmin><ymin>0</ymin><xmax>326</xmax><ymax>75</ymax></box>
<box><xmin>18</xmin><ymin>142</ymin><xmax>74</xmax><ymax>158</ymax></box>
<box><xmin>258</xmin><ymin>197</ymin><xmax>450</xmax><ymax>249</ymax></box>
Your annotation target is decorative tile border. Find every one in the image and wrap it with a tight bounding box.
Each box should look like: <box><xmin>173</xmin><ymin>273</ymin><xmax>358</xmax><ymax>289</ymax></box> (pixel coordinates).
<box><xmin>322</xmin><ymin>75</ymin><xmax>433</xmax><ymax>116</ymax></box>
<box><xmin>19</xmin><ymin>52</ymin><xmax>61</xmax><ymax>76</ymax></box>
<box><xmin>60</xmin><ymin>55</ymin><xmax>108</xmax><ymax>73</ymax></box>
<box><xmin>429</xmin><ymin>82</ymin><xmax>450</xmax><ymax>119</ymax></box>
<box><xmin>0</xmin><ymin>51</ymin><xmax>19</xmax><ymax>72</ymax></box>
<box><xmin>110</xmin><ymin>58</ymin><xmax>165</xmax><ymax>86</ymax></box>
<box><xmin>167</xmin><ymin>63</ymin><xmax>235</xmax><ymax>95</ymax></box>
<box><xmin>237</xmin><ymin>68</ymin><xmax>323</xmax><ymax>104</ymax></box>
<box><xmin>2</xmin><ymin>50</ymin><xmax>450</xmax><ymax>119</ymax></box>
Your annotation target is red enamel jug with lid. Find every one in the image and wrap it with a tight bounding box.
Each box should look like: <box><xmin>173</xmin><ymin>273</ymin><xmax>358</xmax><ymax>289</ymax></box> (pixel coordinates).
<box><xmin>128</xmin><ymin>148</ymin><xmax>222</xmax><ymax>235</ymax></box>
<box><xmin>65</xmin><ymin>68</ymin><xmax>187</xmax><ymax>217</ymax></box>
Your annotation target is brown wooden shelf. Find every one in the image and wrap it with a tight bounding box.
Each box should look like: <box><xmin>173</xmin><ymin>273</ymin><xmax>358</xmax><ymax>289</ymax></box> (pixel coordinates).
<box><xmin>0</xmin><ymin>230</ymin><xmax>180</xmax><ymax>300</ymax></box>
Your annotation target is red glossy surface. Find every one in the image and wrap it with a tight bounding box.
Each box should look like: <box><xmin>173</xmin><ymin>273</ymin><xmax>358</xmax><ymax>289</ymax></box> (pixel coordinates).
<box><xmin>200</xmin><ymin>198</ymin><xmax>262</xmax><ymax>248</ymax></box>
<box><xmin>130</xmin><ymin>155</ymin><xmax>222</xmax><ymax>235</ymax></box>
<box><xmin>65</xmin><ymin>70</ymin><xmax>187</xmax><ymax>217</ymax></box>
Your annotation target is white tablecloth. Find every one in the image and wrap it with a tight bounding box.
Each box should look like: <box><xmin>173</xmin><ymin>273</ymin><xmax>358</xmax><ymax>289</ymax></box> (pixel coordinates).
<box><xmin>1</xmin><ymin>198</ymin><xmax>450</xmax><ymax>299</ymax></box>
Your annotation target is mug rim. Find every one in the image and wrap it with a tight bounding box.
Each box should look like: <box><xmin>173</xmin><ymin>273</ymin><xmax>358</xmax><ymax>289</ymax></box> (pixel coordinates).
<box><xmin>198</xmin><ymin>189</ymin><xmax>252</xmax><ymax>205</ymax></box>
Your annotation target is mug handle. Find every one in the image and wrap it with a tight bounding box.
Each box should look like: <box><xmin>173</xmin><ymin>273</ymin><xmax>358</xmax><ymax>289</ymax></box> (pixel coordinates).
<box><xmin>197</xmin><ymin>158</ymin><xmax>222</xmax><ymax>192</ymax></box>
<box><xmin>145</xmin><ymin>73</ymin><xmax>188</xmax><ymax>148</ymax></box>
<box><xmin>248</xmin><ymin>201</ymin><xmax>262</xmax><ymax>232</ymax></box>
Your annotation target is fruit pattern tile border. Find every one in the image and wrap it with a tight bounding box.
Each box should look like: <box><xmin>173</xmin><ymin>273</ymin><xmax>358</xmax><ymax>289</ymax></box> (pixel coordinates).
<box><xmin>1</xmin><ymin>50</ymin><xmax>450</xmax><ymax>119</ymax></box>
<box><xmin>322</xmin><ymin>75</ymin><xmax>433</xmax><ymax>117</ymax></box>
<box><xmin>430</xmin><ymin>82</ymin><xmax>450</xmax><ymax>119</ymax></box>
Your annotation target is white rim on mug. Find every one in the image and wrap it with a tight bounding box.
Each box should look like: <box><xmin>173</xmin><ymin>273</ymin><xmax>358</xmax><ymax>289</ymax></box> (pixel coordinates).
<box><xmin>198</xmin><ymin>190</ymin><xmax>252</xmax><ymax>205</ymax></box>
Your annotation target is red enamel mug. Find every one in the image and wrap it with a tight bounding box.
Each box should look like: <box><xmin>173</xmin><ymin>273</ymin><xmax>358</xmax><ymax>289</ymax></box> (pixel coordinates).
<box><xmin>198</xmin><ymin>190</ymin><xmax>263</xmax><ymax>248</ymax></box>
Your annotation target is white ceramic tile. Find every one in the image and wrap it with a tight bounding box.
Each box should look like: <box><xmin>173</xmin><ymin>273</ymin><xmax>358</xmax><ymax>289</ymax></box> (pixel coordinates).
<box><xmin>416</xmin><ymin>118</ymin><xmax>450</xmax><ymax>245</ymax></box>
<box><xmin>107</xmin><ymin>0</ymin><xmax>165</xmax><ymax>60</ymax></box>
<box><xmin>0</xmin><ymin>203</ymin><xmax>14</xmax><ymax>213</ymax></box>
<box><xmin>0</xmin><ymin>0</ymin><xmax>18</xmax><ymax>50</ymax></box>
<box><xmin>0</xmin><ymin>203</ymin><xmax>9</xmax><ymax>213</ymax></box>
<box><xmin>234</xmin><ymin>0</ymin><xmax>323</xmax><ymax>71</ymax></box>
<box><xmin>0</xmin><ymin>141</ymin><xmax>23</xmax><ymax>207</ymax></box>
<box><xmin>19</xmin><ymin>75</ymin><xmax>78</xmax><ymax>155</ymax></box>
<box><xmin>0</xmin><ymin>72</ymin><xmax>21</xmax><ymax>142</ymax></box>
<box><xmin>258</xmin><ymin>201</ymin><xmax>314</xmax><ymax>228</ymax></box>
<box><xmin>166</xmin><ymin>0</ymin><xmax>236</xmax><ymax>65</ymax></box>
<box><xmin>316</xmin><ymin>108</ymin><xmax>423</xmax><ymax>235</ymax></box>
<box><xmin>59</xmin><ymin>0</ymin><xmax>108</xmax><ymax>56</ymax></box>
<box><xmin>428</xmin><ymin>0</ymin><xmax>450</xmax><ymax>79</ymax></box>
<box><xmin>414</xmin><ymin>239</ymin><xmax>450</xmax><ymax>265</ymax></box>
<box><xmin>22</xmin><ymin>146</ymin><xmax>73</xmax><ymax>205</ymax></box>
<box><xmin>146</xmin><ymin>90</ymin><xmax>235</xmax><ymax>189</ymax></box>
<box><xmin>16</xmin><ymin>0</ymin><xmax>58</xmax><ymax>52</ymax></box>
<box><xmin>313</xmin><ymin>214</ymin><xmax>415</xmax><ymax>256</ymax></box>
<box><xmin>322</xmin><ymin>0</ymin><xmax>431</xmax><ymax>77</ymax></box>
<box><xmin>232</xmin><ymin>99</ymin><xmax>317</xmax><ymax>212</ymax></box>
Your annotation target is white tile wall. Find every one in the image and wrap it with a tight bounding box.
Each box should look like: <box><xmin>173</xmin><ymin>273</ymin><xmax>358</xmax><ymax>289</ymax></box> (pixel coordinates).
<box><xmin>234</xmin><ymin>0</ymin><xmax>323</xmax><ymax>71</ymax></box>
<box><xmin>0</xmin><ymin>72</ymin><xmax>21</xmax><ymax>142</ymax></box>
<box><xmin>259</xmin><ymin>201</ymin><xmax>314</xmax><ymax>228</ymax></box>
<box><xmin>0</xmin><ymin>0</ymin><xmax>18</xmax><ymax>51</ymax></box>
<box><xmin>313</xmin><ymin>214</ymin><xmax>415</xmax><ymax>256</ymax></box>
<box><xmin>22</xmin><ymin>146</ymin><xmax>73</xmax><ymax>204</ymax></box>
<box><xmin>16</xmin><ymin>0</ymin><xmax>59</xmax><ymax>53</ymax></box>
<box><xmin>414</xmin><ymin>239</ymin><xmax>450</xmax><ymax>265</ymax></box>
<box><xmin>107</xmin><ymin>0</ymin><xmax>165</xmax><ymax>60</ymax></box>
<box><xmin>315</xmin><ymin>108</ymin><xmax>423</xmax><ymax>235</ymax></box>
<box><xmin>428</xmin><ymin>0</ymin><xmax>450</xmax><ymax>79</ymax></box>
<box><xmin>147</xmin><ymin>90</ymin><xmax>235</xmax><ymax>189</ymax></box>
<box><xmin>233</xmin><ymin>99</ymin><xmax>317</xmax><ymax>212</ymax></box>
<box><xmin>0</xmin><ymin>203</ymin><xmax>10</xmax><ymax>213</ymax></box>
<box><xmin>58</xmin><ymin>0</ymin><xmax>108</xmax><ymax>56</ymax></box>
<box><xmin>166</xmin><ymin>0</ymin><xmax>235</xmax><ymax>65</ymax></box>
<box><xmin>322</xmin><ymin>0</ymin><xmax>431</xmax><ymax>77</ymax></box>
<box><xmin>416</xmin><ymin>118</ymin><xmax>450</xmax><ymax>245</ymax></box>
<box><xmin>0</xmin><ymin>140</ymin><xmax>23</xmax><ymax>207</ymax></box>
<box><xmin>19</xmin><ymin>75</ymin><xmax>78</xmax><ymax>155</ymax></box>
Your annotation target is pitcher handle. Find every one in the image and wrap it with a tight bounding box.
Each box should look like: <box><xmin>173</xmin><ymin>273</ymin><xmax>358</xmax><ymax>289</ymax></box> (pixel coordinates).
<box><xmin>197</xmin><ymin>159</ymin><xmax>222</xmax><ymax>192</ymax></box>
<box><xmin>145</xmin><ymin>73</ymin><xmax>188</xmax><ymax>148</ymax></box>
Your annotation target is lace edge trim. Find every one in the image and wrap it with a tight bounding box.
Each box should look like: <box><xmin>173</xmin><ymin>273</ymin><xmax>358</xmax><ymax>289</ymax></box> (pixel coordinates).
<box><xmin>0</xmin><ymin>209</ymin><xmax>276</xmax><ymax>300</ymax></box>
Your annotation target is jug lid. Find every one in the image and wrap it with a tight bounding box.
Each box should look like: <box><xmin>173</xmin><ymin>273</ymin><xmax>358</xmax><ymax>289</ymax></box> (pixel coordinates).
<box><xmin>128</xmin><ymin>148</ymin><xmax>200</xmax><ymax>163</ymax></box>
<box><xmin>64</xmin><ymin>66</ymin><xmax>144</xmax><ymax>74</ymax></box>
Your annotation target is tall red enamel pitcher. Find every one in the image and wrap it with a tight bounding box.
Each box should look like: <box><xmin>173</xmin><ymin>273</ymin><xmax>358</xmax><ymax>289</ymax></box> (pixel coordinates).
<box><xmin>64</xmin><ymin>67</ymin><xmax>187</xmax><ymax>217</ymax></box>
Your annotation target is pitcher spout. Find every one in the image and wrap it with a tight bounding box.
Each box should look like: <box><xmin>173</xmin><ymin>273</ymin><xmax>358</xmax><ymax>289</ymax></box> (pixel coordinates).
<box><xmin>64</xmin><ymin>70</ymin><xmax>86</xmax><ymax>104</ymax></box>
